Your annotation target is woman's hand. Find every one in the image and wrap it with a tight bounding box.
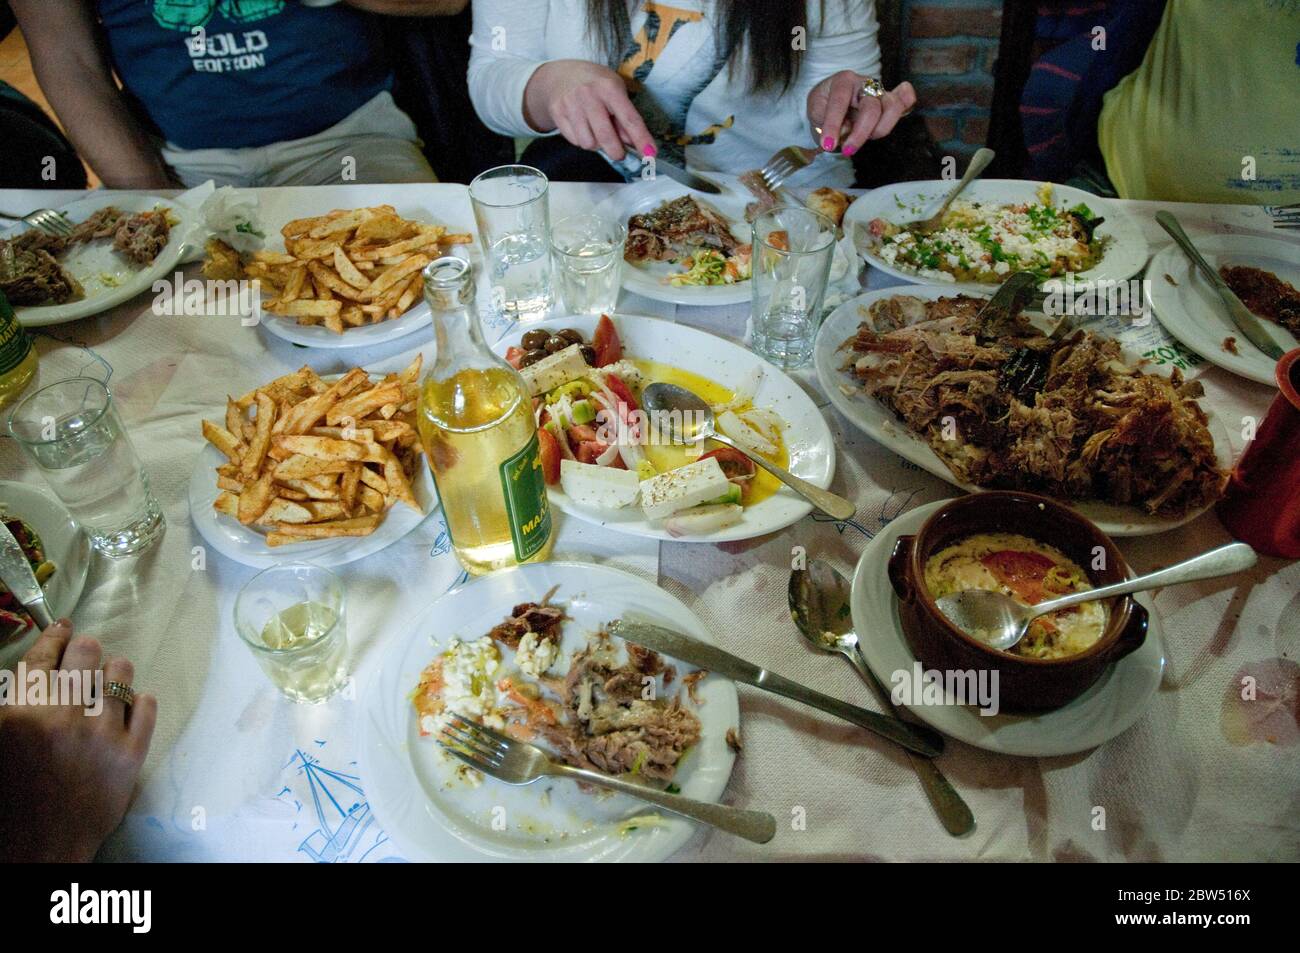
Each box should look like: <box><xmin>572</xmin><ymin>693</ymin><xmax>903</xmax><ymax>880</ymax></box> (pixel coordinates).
<box><xmin>523</xmin><ymin>60</ymin><xmax>656</xmax><ymax>162</ymax></box>
<box><xmin>0</xmin><ymin>620</ymin><xmax>157</xmax><ymax>862</ymax></box>
<box><xmin>807</xmin><ymin>71</ymin><xmax>917</xmax><ymax>156</ymax></box>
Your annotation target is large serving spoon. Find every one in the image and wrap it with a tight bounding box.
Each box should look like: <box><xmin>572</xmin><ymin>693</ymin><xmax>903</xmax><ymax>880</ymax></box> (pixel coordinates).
<box><xmin>937</xmin><ymin>542</ymin><xmax>1258</xmax><ymax>652</ymax></box>
<box><xmin>901</xmin><ymin>146</ymin><xmax>995</xmax><ymax>235</ymax></box>
<box><xmin>790</xmin><ymin>559</ymin><xmax>974</xmax><ymax>836</ymax></box>
<box><xmin>641</xmin><ymin>382</ymin><xmax>856</xmax><ymax>521</ymax></box>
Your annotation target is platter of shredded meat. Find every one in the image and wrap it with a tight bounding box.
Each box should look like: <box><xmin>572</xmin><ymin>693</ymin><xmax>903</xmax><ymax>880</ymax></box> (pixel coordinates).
<box><xmin>360</xmin><ymin>561</ymin><xmax>739</xmax><ymax>862</ymax></box>
<box><xmin>0</xmin><ymin>192</ymin><xmax>191</xmax><ymax>326</ymax></box>
<box><xmin>814</xmin><ymin>285</ymin><xmax>1232</xmax><ymax>536</ymax></box>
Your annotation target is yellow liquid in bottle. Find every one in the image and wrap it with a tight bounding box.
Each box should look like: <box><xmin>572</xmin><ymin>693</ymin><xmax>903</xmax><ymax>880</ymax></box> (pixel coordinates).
<box><xmin>418</xmin><ymin>366</ymin><xmax>554</xmax><ymax>575</ymax></box>
<box><xmin>0</xmin><ymin>302</ymin><xmax>37</xmax><ymax>412</ymax></box>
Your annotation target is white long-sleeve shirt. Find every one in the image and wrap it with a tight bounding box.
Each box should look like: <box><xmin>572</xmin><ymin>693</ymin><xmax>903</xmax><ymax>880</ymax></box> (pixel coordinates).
<box><xmin>468</xmin><ymin>0</ymin><xmax>882</xmax><ymax>187</ymax></box>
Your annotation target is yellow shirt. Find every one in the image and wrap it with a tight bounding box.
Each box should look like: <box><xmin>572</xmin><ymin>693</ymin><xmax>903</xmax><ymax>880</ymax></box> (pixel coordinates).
<box><xmin>1099</xmin><ymin>0</ymin><xmax>1300</xmax><ymax>204</ymax></box>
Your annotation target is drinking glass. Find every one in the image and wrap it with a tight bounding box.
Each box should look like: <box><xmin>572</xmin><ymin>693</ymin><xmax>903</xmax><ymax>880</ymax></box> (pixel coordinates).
<box><xmin>750</xmin><ymin>206</ymin><xmax>837</xmax><ymax>369</ymax></box>
<box><xmin>469</xmin><ymin>164</ymin><xmax>554</xmax><ymax>322</ymax></box>
<box><xmin>233</xmin><ymin>562</ymin><xmax>348</xmax><ymax>704</ymax></box>
<box><xmin>7</xmin><ymin>377</ymin><xmax>165</xmax><ymax>556</ymax></box>
<box><xmin>550</xmin><ymin>213</ymin><xmax>625</xmax><ymax>315</ymax></box>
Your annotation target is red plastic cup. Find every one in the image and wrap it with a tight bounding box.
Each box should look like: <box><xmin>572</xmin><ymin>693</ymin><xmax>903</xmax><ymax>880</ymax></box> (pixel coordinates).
<box><xmin>1216</xmin><ymin>348</ymin><xmax>1300</xmax><ymax>558</ymax></box>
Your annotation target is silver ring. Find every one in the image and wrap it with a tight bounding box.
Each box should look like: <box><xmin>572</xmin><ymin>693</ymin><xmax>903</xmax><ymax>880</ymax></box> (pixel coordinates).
<box><xmin>104</xmin><ymin>681</ymin><xmax>135</xmax><ymax>707</ymax></box>
<box><xmin>858</xmin><ymin>77</ymin><xmax>886</xmax><ymax>101</ymax></box>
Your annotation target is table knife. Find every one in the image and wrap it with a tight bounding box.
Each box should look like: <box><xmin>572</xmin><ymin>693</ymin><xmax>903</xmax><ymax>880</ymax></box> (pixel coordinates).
<box><xmin>1156</xmin><ymin>210</ymin><xmax>1284</xmax><ymax>360</ymax></box>
<box><xmin>604</xmin><ymin>150</ymin><xmax>722</xmax><ymax>194</ymax></box>
<box><xmin>975</xmin><ymin>270</ymin><xmax>1039</xmax><ymax>338</ymax></box>
<box><xmin>0</xmin><ymin>520</ymin><xmax>54</xmax><ymax>632</ymax></box>
<box><xmin>609</xmin><ymin>619</ymin><xmax>945</xmax><ymax>758</ymax></box>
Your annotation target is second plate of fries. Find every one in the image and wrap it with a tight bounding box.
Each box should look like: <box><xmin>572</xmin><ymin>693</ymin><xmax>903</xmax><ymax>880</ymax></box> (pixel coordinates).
<box><xmin>188</xmin><ymin>355</ymin><xmax>438</xmax><ymax>567</ymax></box>
<box><xmin>207</xmin><ymin>204</ymin><xmax>472</xmax><ymax>349</ymax></box>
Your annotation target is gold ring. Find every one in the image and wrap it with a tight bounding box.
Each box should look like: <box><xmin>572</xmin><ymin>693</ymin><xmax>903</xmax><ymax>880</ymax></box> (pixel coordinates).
<box><xmin>104</xmin><ymin>680</ymin><xmax>135</xmax><ymax>707</ymax></box>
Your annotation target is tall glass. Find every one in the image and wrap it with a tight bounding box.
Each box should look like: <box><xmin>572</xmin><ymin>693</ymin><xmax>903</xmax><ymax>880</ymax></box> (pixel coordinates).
<box><xmin>550</xmin><ymin>213</ymin><xmax>625</xmax><ymax>315</ymax></box>
<box><xmin>469</xmin><ymin>164</ymin><xmax>554</xmax><ymax>322</ymax></box>
<box><xmin>750</xmin><ymin>206</ymin><xmax>837</xmax><ymax>369</ymax></box>
<box><xmin>7</xmin><ymin>377</ymin><xmax>165</xmax><ymax>556</ymax></box>
<box><xmin>234</xmin><ymin>563</ymin><xmax>348</xmax><ymax>704</ymax></box>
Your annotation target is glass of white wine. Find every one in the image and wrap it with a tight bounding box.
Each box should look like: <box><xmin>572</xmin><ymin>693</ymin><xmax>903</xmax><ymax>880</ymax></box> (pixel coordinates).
<box><xmin>234</xmin><ymin>563</ymin><xmax>348</xmax><ymax>704</ymax></box>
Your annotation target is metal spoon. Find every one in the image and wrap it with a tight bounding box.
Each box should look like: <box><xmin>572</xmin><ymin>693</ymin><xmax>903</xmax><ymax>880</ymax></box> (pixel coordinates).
<box><xmin>641</xmin><ymin>382</ymin><xmax>856</xmax><ymax>521</ymax></box>
<box><xmin>790</xmin><ymin>559</ymin><xmax>974</xmax><ymax>836</ymax></box>
<box><xmin>901</xmin><ymin>146</ymin><xmax>995</xmax><ymax>235</ymax></box>
<box><xmin>936</xmin><ymin>542</ymin><xmax>1258</xmax><ymax>652</ymax></box>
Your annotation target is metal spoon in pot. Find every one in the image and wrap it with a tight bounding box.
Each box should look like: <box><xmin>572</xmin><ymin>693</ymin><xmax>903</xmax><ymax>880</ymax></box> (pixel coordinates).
<box><xmin>789</xmin><ymin>559</ymin><xmax>974</xmax><ymax>837</ymax></box>
<box><xmin>937</xmin><ymin>542</ymin><xmax>1258</xmax><ymax>652</ymax></box>
<box><xmin>641</xmin><ymin>382</ymin><xmax>856</xmax><ymax>521</ymax></box>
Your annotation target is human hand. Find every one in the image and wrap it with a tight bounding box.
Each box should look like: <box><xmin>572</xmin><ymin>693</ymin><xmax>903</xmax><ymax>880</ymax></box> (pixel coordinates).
<box><xmin>807</xmin><ymin>71</ymin><xmax>917</xmax><ymax>156</ymax></box>
<box><xmin>0</xmin><ymin>620</ymin><xmax>157</xmax><ymax>862</ymax></box>
<box><xmin>524</xmin><ymin>59</ymin><xmax>656</xmax><ymax>162</ymax></box>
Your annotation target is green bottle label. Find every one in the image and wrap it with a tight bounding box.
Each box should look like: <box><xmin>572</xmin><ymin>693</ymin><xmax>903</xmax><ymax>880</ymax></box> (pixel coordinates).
<box><xmin>499</xmin><ymin>432</ymin><xmax>552</xmax><ymax>562</ymax></box>
<box><xmin>0</xmin><ymin>293</ymin><xmax>34</xmax><ymax>376</ymax></box>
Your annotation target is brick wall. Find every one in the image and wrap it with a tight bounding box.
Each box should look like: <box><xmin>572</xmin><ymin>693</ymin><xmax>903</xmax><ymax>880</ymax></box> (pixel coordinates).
<box><xmin>898</xmin><ymin>0</ymin><xmax>1002</xmax><ymax>161</ymax></box>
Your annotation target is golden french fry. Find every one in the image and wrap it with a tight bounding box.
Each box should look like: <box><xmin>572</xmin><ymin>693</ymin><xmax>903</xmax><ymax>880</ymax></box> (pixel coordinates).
<box><xmin>332</xmin><ymin>247</ymin><xmax>371</xmax><ymax>289</ymax></box>
<box><xmin>360</xmin><ymin>254</ymin><xmax>429</xmax><ymax>301</ymax></box>
<box><xmin>339</xmin><ymin>464</ymin><xmax>361</xmax><ymax>515</ymax></box>
<box><xmin>324</xmin><ymin>311</ymin><xmax>344</xmax><ymax>334</ymax></box>
<box><xmin>203</xmin><ymin>420</ymin><xmax>243</xmax><ymax>462</ymax></box>
<box><xmin>241</xmin><ymin>391</ymin><xmax>277</xmax><ymax>478</ymax></box>
<box><xmin>273</xmin><ymin>434</ymin><xmax>367</xmax><ymax>461</ymax></box>
<box><xmin>273</xmin><ymin>453</ymin><xmax>354</xmax><ymax>480</ymax></box>
<box><xmin>308</xmin><ymin>208</ymin><xmax>371</xmax><ymax>239</ymax></box>
<box><xmin>392</xmin><ymin>272</ymin><xmax>422</xmax><ymax>317</ymax></box>
<box><xmin>265</xmin><ymin>298</ymin><xmax>342</xmax><ymax>319</ymax></box>
<box><xmin>269</xmin><ymin>514</ymin><xmax>383</xmax><ymax>538</ymax></box>
<box><xmin>261</xmin><ymin>498</ymin><xmax>314</xmax><ymax>524</ymax></box>
<box><xmin>237</xmin><ymin>471</ymin><xmax>276</xmax><ymax>525</ymax></box>
<box><xmin>213</xmin><ymin>490</ymin><xmax>239</xmax><ymax>518</ymax></box>
<box><xmin>327</xmin><ymin>382</ymin><xmax>402</xmax><ymax>426</ymax></box>
<box><xmin>308</xmin><ymin>260</ymin><xmax>364</xmax><ymax>301</ymax></box>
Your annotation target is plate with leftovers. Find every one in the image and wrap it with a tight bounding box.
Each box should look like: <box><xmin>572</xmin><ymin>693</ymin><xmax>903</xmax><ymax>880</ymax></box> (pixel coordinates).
<box><xmin>814</xmin><ymin>286</ymin><xmax>1232</xmax><ymax>536</ymax></box>
<box><xmin>844</xmin><ymin>180</ymin><xmax>1148</xmax><ymax>295</ymax></box>
<box><xmin>1147</xmin><ymin>235</ymin><xmax>1300</xmax><ymax>386</ymax></box>
<box><xmin>359</xmin><ymin>560</ymin><xmax>740</xmax><ymax>862</ymax></box>
<box><xmin>203</xmin><ymin>204</ymin><xmax>474</xmax><ymax>348</ymax></box>
<box><xmin>1</xmin><ymin>192</ymin><xmax>193</xmax><ymax>327</ymax></box>
<box><xmin>852</xmin><ymin>500</ymin><xmax>1165</xmax><ymax>756</ymax></box>
<box><xmin>188</xmin><ymin>358</ymin><xmax>435</xmax><ymax>568</ymax></box>
<box><xmin>494</xmin><ymin>313</ymin><xmax>835</xmax><ymax>542</ymax></box>
<box><xmin>594</xmin><ymin>179</ymin><xmax>754</xmax><ymax>306</ymax></box>
<box><xmin>0</xmin><ymin>481</ymin><xmax>91</xmax><ymax>662</ymax></box>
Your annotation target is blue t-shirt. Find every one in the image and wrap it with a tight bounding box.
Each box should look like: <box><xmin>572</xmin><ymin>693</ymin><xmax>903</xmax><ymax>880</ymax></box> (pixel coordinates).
<box><xmin>96</xmin><ymin>0</ymin><xmax>392</xmax><ymax>150</ymax></box>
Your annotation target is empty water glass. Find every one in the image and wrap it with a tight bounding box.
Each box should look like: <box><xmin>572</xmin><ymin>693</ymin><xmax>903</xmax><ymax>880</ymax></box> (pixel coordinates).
<box><xmin>7</xmin><ymin>377</ymin><xmax>165</xmax><ymax>556</ymax></box>
<box><xmin>551</xmin><ymin>214</ymin><xmax>625</xmax><ymax>315</ymax></box>
<box><xmin>469</xmin><ymin>164</ymin><xmax>554</xmax><ymax>323</ymax></box>
<box><xmin>750</xmin><ymin>206</ymin><xmax>837</xmax><ymax>369</ymax></box>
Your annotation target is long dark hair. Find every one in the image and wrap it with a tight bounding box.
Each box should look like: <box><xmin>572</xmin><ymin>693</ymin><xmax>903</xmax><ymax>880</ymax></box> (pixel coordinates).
<box><xmin>586</xmin><ymin>0</ymin><xmax>812</xmax><ymax>93</ymax></box>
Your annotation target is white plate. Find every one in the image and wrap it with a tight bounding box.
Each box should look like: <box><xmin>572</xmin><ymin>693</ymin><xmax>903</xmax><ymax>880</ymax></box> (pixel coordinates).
<box><xmin>186</xmin><ymin>373</ymin><xmax>438</xmax><ymax>568</ymax></box>
<box><xmin>4</xmin><ymin>192</ymin><xmax>195</xmax><ymax>327</ymax></box>
<box><xmin>814</xmin><ymin>285</ymin><xmax>1234</xmax><ymax>537</ymax></box>
<box><xmin>359</xmin><ymin>560</ymin><xmax>740</xmax><ymax>862</ymax></box>
<box><xmin>593</xmin><ymin>178</ymin><xmax>753</xmax><ymax>306</ymax></box>
<box><xmin>843</xmin><ymin>179</ymin><xmax>1149</xmax><ymax>295</ymax></box>
<box><xmin>0</xmin><ymin>481</ymin><xmax>92</xmax><ymax>662</ymax></box>
<box><xmin>851</xmin><ymin>501</ymin><xmax>1165</xmax><ymax>757</ymax></box>
<box><xmin>491</xmin><ymin>313</ymin><xmax>835</xmax><ymax>542</ymax></box>
<box><xmin>1147</xmin><ymin>235</ymin><xmax>1298</xmax><ymax>386</ymax></box>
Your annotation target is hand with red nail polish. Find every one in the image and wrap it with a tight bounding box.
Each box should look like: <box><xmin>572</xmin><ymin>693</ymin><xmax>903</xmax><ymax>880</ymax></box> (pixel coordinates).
<box><xmin>807</xmin><ymin>71</ymin><xmax>917</xmax><ymax>158</ymax></box>
<box><xmin>0</xmin><ymin>620</ymin><xmax>158</xmax><ymax>862</ymax></box>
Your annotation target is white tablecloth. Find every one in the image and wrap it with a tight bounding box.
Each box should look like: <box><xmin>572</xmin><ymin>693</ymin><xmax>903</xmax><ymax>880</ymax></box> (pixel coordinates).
<box><xmin>1</xmin><ymin>183</ymin><xmax>1296</xmax><ymax>863</ymax></box>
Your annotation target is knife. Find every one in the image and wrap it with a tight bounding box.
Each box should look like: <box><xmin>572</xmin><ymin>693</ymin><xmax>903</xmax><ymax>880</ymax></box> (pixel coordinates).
<box><xmin>609</xmin><ymin>619</ymin><xmax>945</xmax><ymax>758</ymax></box>
<box><xmin>975</xmin><ymin>270</ymin><xmax>1039</xmax><ymax>339</ymax></box>
<box><xmin>0</xmin><ymin>520</ymin><xmax>54</xmax><ymax>632</ymax></box>
<box><xmin>604</xmin><ymin>150</ymin><xmax>722</xmax><ymax>194</ymax></box>
<box><xmin>1156</xmin><ymin>210</ymin><xmax>1284</xmax><ymax>360</ymax></box>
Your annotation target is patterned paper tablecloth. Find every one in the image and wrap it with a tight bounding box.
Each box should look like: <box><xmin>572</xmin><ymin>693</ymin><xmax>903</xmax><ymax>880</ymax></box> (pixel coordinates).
<box><xmin>0</xmin><ymin>182</ymin><xmax>1295</xmax><ymax>863</ymax></box>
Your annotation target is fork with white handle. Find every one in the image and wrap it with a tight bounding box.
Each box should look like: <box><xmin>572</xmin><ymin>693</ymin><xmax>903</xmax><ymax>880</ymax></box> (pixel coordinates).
<box><xmin>437</xmin><ymin>714</ymin><xmax>777</xmax><ymax>844</ymax></box>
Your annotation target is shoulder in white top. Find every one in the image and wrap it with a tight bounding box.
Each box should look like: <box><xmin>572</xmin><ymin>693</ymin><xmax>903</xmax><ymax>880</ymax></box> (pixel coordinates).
<box><xmin>468</xmin><ymin>0</ymin><xmax>881</xmax><ymax>187</ymax></box>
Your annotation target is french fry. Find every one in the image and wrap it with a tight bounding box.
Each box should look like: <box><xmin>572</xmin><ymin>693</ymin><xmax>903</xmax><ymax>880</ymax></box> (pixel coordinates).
<box><xmin>332</xmin><ymin>247</ymin><xmax>371</xmax><ymax>289</ymax></box>
<box><xmin>273</xmin><ymin>434</ymin><xmax>367</xmax><ymax>461</ymax></box>
<box><xmin>202</xmin><ymin>420</ymin><xmax>243</xmax><ymax>462</ymax></box>
<box><xmin>241</xmin><ymin>392</ymin><xmax>277</xmax><ymax>478</ymax></box>
<box><xmin>360</xmin><ymin>254</ymin><xmax>429</xmax><ymax>301</ymax></box>
<box><xmin>237</xmin><ymin>471</ymin><xmax>276</xmax><ymax>525</ymax></box>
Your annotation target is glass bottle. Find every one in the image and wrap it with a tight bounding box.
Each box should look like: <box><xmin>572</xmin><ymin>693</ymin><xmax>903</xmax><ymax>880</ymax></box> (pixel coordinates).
<box><xmin>416</xmin><ymin>257</ymin><xmax>554</xmax><ymax>574</ymax></box>
<box><xmin>0</xmin><ymin>291</ymin><xmax>38</xmax><ymax>412</ymax></box>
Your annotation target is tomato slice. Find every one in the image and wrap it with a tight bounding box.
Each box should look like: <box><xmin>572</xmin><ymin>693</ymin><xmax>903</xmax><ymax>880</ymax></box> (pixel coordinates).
<box><xmin>701</xmin><ymin>447</ymin><xmax>757</xmax><ymax>501</ymax></box>
<box><xmin>980</xmin><ymin>549</ymin><xmax>1057</xmax><ymax>604</ymax></box>
<box><xmin>592</xmin><ymin>314</ymin><xmax>622</xmax><ymax>367</ymax></box>
<box><xmin>537</xmin><ymin>427</ymin><xmax>561</xmax><ymax>485</ymax></box>
<box><xmin>505</xmin><ymin>346</ymin><xmax>525</xmax><ymax>369</ymax></box>
<box><xmin>603</xmin><ymin>372</ymin><xmax>639</xmax><ymax>413</ymax></box>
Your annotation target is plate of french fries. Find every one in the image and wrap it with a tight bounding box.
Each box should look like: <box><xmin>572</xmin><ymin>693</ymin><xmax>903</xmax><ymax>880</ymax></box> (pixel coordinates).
<box><xmin>210</xmin><ymin>204</ymin><xmax>472</xmax><ymax>348</ymax></box>
<box><xmin>188</xmin><ymin>355</ymin><xmax>438</xmax><ymax>567</ymax></box>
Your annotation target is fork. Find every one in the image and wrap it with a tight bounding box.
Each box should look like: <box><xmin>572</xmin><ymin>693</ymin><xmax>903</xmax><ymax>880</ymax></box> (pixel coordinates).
<box><xmin>0</xmin><ymin>208</ymin><xmax>75</xmax><ymax>237</ymax></box>
<box><xmin>437</xmin><ymin>714</ymin><xmax>777</xmax><ymax>844</ymax></box>
<box><xmin>898</xmin><ymin>147</ymin><xmax>996</xmax><ymax>235</ymax></box>
<box><xmin>757</xmin><ymin>146</ymin><xmax>819</xmax><ymax>193</ymax></box>
<box><xmin>1270</xmin><ymin>203</ymin><xmax>1300</xmax><ymax>229</ymax></box>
